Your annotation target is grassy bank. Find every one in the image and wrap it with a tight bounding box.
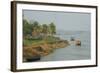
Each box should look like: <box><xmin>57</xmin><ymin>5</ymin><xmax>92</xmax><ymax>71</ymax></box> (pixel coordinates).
<box><xmin>23</xmin><ymin>36</ymin><xmax>60</xmax><ymax>46</ymax></box>
<box><xmin>23</xmin><ymin>36</ymin><xmax>69</xmax><ymax>62</ymax></box>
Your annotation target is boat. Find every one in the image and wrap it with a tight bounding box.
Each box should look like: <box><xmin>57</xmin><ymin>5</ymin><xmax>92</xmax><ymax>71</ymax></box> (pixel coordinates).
<box><xmin>75</xmin><ymin>40</ymin><xmax>81</xmax><ymax>46</ymax></box>
<box><xmin>26</xmin><ymin>55</ymin><xmax>41</xmax><ymax>62</ymax></box>
<box><xmin>70</xmin><ymin>37</ymin><xmax>75</xmax><ymax>41</ymax></box>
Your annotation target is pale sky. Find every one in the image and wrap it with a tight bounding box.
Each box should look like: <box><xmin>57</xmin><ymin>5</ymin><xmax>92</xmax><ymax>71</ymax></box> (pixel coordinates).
<box><xmin>23</xmin><ymin>10</ymin><xmax>91</xmax><ymax>31</ymax></box>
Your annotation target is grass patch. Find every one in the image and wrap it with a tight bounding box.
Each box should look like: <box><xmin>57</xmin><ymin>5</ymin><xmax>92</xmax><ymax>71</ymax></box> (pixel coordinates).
<box><xmin>23</xmin><ymin>36</ymin><xmax>60</xmax><ymax>46</ymax></box>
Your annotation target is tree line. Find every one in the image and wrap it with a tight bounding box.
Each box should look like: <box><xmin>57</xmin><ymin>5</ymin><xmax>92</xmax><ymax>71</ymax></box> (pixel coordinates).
<box><xmin>23</xmin><ymin>19</ymin><xmax>56</xmax><ymax>37</ymax></box>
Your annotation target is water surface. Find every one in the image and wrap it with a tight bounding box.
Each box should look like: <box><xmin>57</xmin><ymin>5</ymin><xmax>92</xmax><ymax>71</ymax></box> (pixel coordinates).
<box><xmin>39</xmin><ymin>31</ymin><xmax>91</xmax><ymax>62</ymax></box>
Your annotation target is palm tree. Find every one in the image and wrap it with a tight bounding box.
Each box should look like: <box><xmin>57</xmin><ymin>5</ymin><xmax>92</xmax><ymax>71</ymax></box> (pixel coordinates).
<box><xmin>49</xmin><ymin>22</ymin><xmax>56</xmax><ymax>36</ymax></box>
<box><xmin>32</xmin><ymin>21</ymin><xmax>39</xmax><ymax>37</ymax></box>
<box><xmin>23</xmin><ymin>19</ymin><xmax>33</xmax><ymax>37</ymax></box>
<box><xmin>38</xmin><ymin>25</ymin><xmax>42</xmax><ymax>33</ymax></box>
<box><xmin>42</xmin><ymin>24</ymin><xmax>49</xmax><ymax>38</ymax></box>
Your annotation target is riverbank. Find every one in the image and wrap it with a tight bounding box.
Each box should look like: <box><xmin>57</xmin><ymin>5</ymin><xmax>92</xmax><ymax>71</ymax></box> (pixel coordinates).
<box><xmin>23</xmin><ymin>38</ymin><xmax>69</xmax><ymax>62</ymax></box>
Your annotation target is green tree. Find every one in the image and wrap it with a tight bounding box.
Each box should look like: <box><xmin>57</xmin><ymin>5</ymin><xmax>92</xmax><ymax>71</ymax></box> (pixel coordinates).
<box><xmin>37</xmin><ymin>24</ymin><xmax>42</xmax><ymax>34</ymax></box>
<box><xmin>23</xmin><ymin>19</ymin><xmax>33</xmax><ymax>36</ymax></box>
<box><xmin>49</xmin><ymin>22</ymin><xmax>56</xmax><ymax>35</ymax></box>
<box><xmin>42</xmin><ymin>24</ymin><xmax>48</xmax><ymax>35</ymax></box>
<box><xmin>32</xmin><ymin>21</ymin><xmax>43</xmax><ymax>37</ymax></box>
<box><xmin>32</xmin><ymin>21</ymin><xmax>38</xmax><ymax>36</ymax></box>
<box><xmin>32</xmin><ymin>21</ymin><xmax>39</xmax><ymax>30</ymax></box>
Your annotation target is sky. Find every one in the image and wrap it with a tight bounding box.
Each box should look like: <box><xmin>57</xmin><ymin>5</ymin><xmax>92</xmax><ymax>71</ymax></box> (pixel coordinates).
<box><xmin>23</xmin><ymin>10</ymin><xmax>91</xmax><ymax>31</ymax></box>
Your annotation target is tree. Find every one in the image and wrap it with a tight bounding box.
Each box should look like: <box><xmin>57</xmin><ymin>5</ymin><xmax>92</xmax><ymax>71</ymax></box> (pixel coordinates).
<box><xmin>32</xmin><ymin>21</ymin><xmax>39</xmax><ymax>30</ymax></box>
<box><xmin>32</xmin><ymin>21</ymin><xmax>40</xmax><ymax>37</ymax></box>
<box><xmin>37</xmin><ymin>24</ymin><xmax>42</xmax><ymax>34</ymax></box>
<box><xmin>42</xmin><ymin>24</ymin><xmax>48</xmax><ymax>36</ymax></box>
<box><xmin>49</xmin><ymin>22</ymin><xmax>56</xmax><ymax>35</ymax></box>
<box><xmin>23</xmin><ymin>19</ymin><xmax>33</xmax><ymax>36</ymax></box>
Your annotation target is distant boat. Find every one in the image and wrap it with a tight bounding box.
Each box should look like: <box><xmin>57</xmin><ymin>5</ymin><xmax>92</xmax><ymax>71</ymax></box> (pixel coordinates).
<box><xmin>70</xmin><ymin>37</ymin><xmax>75</xmax><ymax>41</ymax></box>
<box><xmin>75</xmin><ymin>40</ymin><xmax>81</xmax><ymax>46</ymax></box>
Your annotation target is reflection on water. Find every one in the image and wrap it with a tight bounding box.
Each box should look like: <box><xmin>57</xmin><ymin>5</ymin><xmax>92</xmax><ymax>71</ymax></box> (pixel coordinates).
<box><xmin>39</xmin><ymin>31</ymin><xmax>91</xmax><ymax>62</ymax></box>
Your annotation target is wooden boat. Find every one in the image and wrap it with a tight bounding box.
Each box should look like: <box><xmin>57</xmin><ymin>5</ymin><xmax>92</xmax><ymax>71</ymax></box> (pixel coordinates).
<box><xmin>26</xmin><ymin>55</ymin><xmax>41</xmax><ymax>62</ymax></box>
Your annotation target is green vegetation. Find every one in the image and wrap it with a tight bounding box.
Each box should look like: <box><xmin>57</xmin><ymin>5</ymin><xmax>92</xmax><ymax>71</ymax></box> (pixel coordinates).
<box><xmin>23</xmin><ymin>19</ymin><xmax>56</xmax><ymax>38</ymax></box>
<box><xmin>23</xmin><ymin>19</ymin><xmax>69</xmax><ymax>62</ymax></box>
<box><xmin>23</xmin><ymin>36</ymin><xmax>60</xmax><ymax>46</ymax></box>
<box><xmin>49</xmin><ymin>22</ymin><xmax>56</xmax><ymax>35</ymax></box>
<box><xmin>23</xmin><ymin>19</ymin><xmax>33</xmax><ymax>36</ymax></box>
<box><xmin>23</xmin><ymin>19</ymin><xmax>57</xmax><ymax>46</ymax></box>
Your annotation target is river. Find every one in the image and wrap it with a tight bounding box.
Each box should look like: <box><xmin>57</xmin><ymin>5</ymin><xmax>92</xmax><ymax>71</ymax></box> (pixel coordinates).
<box><xmin>39</xmin><ymin>31</ymin><xmax>91</xmax><ymax>62</ymax></box>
